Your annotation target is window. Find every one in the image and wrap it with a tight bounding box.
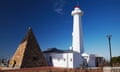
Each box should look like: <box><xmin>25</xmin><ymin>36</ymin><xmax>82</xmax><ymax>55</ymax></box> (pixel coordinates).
<box><xmin>70</xmin><ymin>58</ymin><xmax>72</xmax><ymax>61</ymax></box>
<box><xmin>64</xmin><ymin>58</ymin><xmax>66</xmax><ymax>61</ymax></box>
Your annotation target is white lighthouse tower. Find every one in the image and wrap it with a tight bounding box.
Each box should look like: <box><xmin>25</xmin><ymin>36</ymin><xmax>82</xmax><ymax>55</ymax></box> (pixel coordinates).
<box><xmin>43</xmin><ymin>5</ymin><xmax>96</xmax><ymax>68</ymax></box>
<box><xmin>71</xmin><ymin>6</ymin><xmax>84</xmax><ymax>53</ymax></box>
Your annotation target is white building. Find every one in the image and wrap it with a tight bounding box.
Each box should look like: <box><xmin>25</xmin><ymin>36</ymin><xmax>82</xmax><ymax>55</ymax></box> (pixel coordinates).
<box><xmin>43</xmin><ymin>6</ymin><xmax>96</xmax><ymax>68</ymax></box>
<box><xmin>82</xmin><ymin>53</ymin><xmax>96</xmax><ymax>67</ymax></box>
<box><xmin>44</xmin><ymin>48</ymin><xmax>83</xmax><ymax>68</ymax></box>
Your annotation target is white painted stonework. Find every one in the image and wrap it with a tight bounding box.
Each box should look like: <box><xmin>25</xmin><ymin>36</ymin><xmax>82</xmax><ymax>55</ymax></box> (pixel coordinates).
<box><xmin>71</xmin><ymin>6</ymin><xmax>84</xmax><ymax>53</ymax></box>
<box><xmin>44</xmin><ymin>51</ymin><xmax>83</xmax><ymax>68</ymax></box>
<box><xmin>47</xmin><ymin>53</ymin><xmax>73</xmax><ymax>68</ymax></box>
<box><xmin>44</xmin><ymin>52</ymin><xmax>73</xmax><ymax>68</ymax></box>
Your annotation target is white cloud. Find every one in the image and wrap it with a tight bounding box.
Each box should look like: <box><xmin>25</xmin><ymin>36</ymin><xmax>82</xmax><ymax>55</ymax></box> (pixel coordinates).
<box><xmin>54</xmin><ymin>8</ymin><xmax>63</xmax><ymax>14</ymax></box>
<box><xmin>53</xmin><ymin>0</ymin><xmax>65</xmax><ymax>14</ymax></box>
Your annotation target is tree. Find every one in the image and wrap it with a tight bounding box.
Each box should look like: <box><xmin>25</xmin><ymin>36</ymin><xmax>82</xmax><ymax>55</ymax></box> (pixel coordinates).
<box><xmin>112</xmin><ymin>56</ymin><xmax>120</xmax><ymax>66</ymax></box>
<box><xmin>112</xmin><ymin>56</ymin><xmax>120</xmax><ymax>63</ymax></box>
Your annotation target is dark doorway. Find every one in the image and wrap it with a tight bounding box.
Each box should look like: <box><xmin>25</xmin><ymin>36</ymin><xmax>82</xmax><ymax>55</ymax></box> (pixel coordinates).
<box><xmin>49</xmin><ymin>56</ymin><xmax>53</xmax><ymax>66</ymax></box>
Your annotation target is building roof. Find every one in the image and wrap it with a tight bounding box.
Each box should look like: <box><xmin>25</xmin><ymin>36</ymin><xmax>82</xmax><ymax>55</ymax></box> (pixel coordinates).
<box><xmin>43</xmin><ymin>48</ymin><xmax>74</xmax><ymax>53</ymax></box>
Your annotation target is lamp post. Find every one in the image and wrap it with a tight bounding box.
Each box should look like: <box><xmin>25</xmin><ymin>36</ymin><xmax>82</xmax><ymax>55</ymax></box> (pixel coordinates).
<box><xmin>106</xmin><ymin>35</ymin><xmax>112</xmax><ymax>67</ymax></box>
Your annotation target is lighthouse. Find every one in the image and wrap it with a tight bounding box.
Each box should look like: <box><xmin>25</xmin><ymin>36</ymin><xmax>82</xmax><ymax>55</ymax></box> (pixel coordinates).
<box><xmin>43</xmin><ymin>5</ymin><xmax>96</xmax><ymax>68</ymax></box>
<box><xmin>71</xmin><ymin>6</ymin><xmax>84</xmax><ymax>53</ymax></box>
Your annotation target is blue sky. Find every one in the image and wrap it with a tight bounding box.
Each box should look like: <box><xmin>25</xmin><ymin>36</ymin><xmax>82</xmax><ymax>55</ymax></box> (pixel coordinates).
<box><xmin>0</xmin><ymin>0</ymin><xmax>120</xmax><ymax>59</ymax></box>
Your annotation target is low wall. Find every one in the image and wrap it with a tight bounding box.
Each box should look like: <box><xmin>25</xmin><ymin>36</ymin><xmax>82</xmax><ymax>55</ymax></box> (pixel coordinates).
<box><xmin>1</xmin><ymin>67</ymin><xmax>103</xmax><ymax>72</ymax></box>
<box><xmin>2</xmin><ymin>66</ymin><xmax>120</xmax><ymax>72</ymax></box>
<box><xmin>103</xmin><ymin>67</ymin><xmax>120</xmax><ymax>72</ymax></box>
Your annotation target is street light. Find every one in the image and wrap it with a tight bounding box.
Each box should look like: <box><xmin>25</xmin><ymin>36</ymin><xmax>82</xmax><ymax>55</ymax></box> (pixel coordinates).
<box><xmin>106</xmin><ymin>35</ymin><xmax>112</xmax><ymax>67</ymax></box>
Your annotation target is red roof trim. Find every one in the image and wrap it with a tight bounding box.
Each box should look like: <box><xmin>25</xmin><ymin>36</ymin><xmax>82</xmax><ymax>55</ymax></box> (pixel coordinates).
<box><xmin>75</xmin><ymin>6</ymin><xmax>80</xmax><ymax>8</ymax></box>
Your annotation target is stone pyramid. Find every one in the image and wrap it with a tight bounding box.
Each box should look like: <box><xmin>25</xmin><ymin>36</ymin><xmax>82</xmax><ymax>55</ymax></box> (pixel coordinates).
<box><xmin>9</xmin><ymin>27</ymin><xmax>47</xmax><ymax>68</ymax></box>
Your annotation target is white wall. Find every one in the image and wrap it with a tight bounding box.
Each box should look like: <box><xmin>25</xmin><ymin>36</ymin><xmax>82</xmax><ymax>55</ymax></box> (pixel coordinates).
<box><xmin>72</xmin><ymin>7</ymin><xmax>84</xmax><ymax>53</ymax></box>
<box><xmin>44</xmin><ymin>52</ymin><xmax>96</xmax><ymax>68</ymax></box>
<box><xmin>44</xmin><ymin>53</ymin><xmax>73</xmax><ymax>68</ymax></box>
<box><xmin>87</xmin><ymin>54</ymin><xmax>96</xmax><ymax>67</ymax></box>
<box><xmin>82</xmin><ymin>53</ymin><xmax>96</xmax><ymax>67</ymax></box>
<box><xmin>73</xmin><ymin>52</ymin><xmax>83</xmax><ymax>68</ymax></box>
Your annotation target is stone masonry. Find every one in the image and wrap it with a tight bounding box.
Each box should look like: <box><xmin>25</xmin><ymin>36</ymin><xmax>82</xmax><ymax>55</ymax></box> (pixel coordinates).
<box><xmin>9</xmin><ymin>27</ymin><xmax>47</xmax><ymax>68</ymax></box>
